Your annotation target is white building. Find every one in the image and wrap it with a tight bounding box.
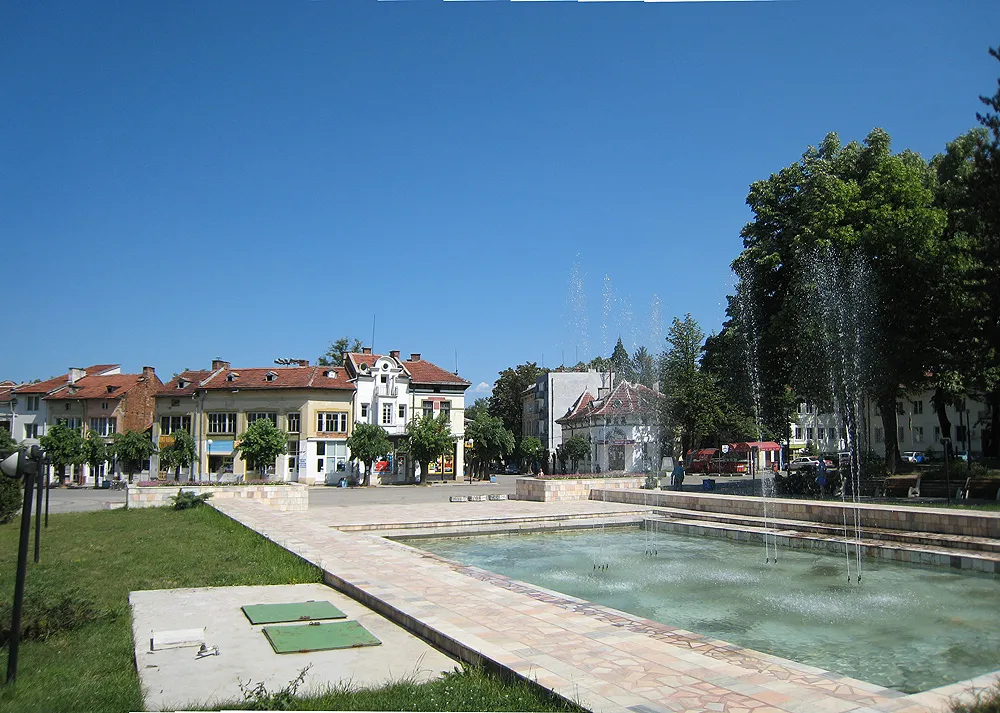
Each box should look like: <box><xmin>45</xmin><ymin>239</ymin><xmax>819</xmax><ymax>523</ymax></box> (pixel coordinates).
<box><xmin>522</xmin><ymin>370</ymin><xmax>611</xmax><ymax>459</ymax></box>
<box><xmin>10</xmin><ymin>365</ymin><xmax>121</xmax><ymax>446</ymax></box>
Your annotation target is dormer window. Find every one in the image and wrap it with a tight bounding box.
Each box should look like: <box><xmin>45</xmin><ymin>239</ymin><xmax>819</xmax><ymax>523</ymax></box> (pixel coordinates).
<box><xmin>177</xmin><ymin>379</ymin><xmax>188</xmax><ymax>389</ymax></box>
<box><xmin>325</xmin><ymin>370</ymin><xmax>336</xmax><ymax>378</ymax></box>
<box><xmin>106</xmin><ymin>385</ymin><xmax>118</xmax><ymax>394</ymax></box>
<box><xmin>226</xmin><ymin>372</ymin><xmax>239</xmax><ymax>382</ymax></box>
<box><xmin>265</xmin><ymin>371</ymin><xmax>277</xmax><ymax>382</ymax></box>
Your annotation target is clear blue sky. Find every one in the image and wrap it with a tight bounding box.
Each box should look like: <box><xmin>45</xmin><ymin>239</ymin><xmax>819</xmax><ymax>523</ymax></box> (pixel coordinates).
<box><xmin>2</xmin><ymin>0</ymin><xmax>997</xmax><ymax>396</ymax></box>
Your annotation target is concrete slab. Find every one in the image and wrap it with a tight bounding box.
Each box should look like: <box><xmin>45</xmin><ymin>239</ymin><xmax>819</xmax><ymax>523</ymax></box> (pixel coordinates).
<box><xmin>130</xmin><ymin>583</ymin><xmax>456</xmax><ymax>711</ymax></box>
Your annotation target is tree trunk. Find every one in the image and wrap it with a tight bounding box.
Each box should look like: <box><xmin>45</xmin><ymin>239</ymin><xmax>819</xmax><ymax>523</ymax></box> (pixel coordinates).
<box><xmin>878</xmin><ymin>395</ymin><xmax>900</xmax><ymax>475</ymax></box>
<box><xmin>932</xmin><ymin>388</ymin><xmax>952</xmax><ymax>458</ymax></box>
<box><xmin>363</xmin><ymin>460</ymin><xmax>371</xmax><ymax>487</ymax></box>
<box><xmin>985</xmin><ymin>389</ymin><xmax>1000</xmax><ymax>458</ymax></box>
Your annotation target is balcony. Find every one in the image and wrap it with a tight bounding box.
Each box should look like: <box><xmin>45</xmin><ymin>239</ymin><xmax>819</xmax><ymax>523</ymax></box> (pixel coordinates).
<box><xmin>375</xmin><ymin>384</ymin><xmax>398</xmax><ymax>398</ymax></box>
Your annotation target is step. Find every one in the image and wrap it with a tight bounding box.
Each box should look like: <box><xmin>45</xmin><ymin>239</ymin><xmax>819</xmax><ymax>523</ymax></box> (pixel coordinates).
<box><xmin>333</xmin><ymin>509</ymin><xmax>644</xmax><ymax>532</ymax></box>
<box><xmin>648</xmin><ymin>505</ymin><xmax>1000</xmax><ymax>555</ymax></box>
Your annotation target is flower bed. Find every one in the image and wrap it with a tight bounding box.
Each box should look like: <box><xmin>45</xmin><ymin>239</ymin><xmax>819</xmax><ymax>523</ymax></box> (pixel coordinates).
<box><xmin>127</xmin><ymin>482</ymin><xmax>308</xmax><ymax>511</ymax></box>
<box><xmin>536</xmin><ymin>472</ymin><xmax>645</xmax><ymax>480</ymax></box>
<box><xmin>136</xmin><ymin>479</ymin><xmax>289</xmax><ymax>487</ymax></box>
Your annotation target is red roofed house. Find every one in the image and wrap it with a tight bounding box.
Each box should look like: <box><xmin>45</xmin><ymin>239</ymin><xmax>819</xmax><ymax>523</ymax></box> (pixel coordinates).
<box><xmin>154</xmin><ymin>359</ymin><xmax>355</xmax><ymax>484</ymax></box>
<box><xmin>556</xmin><ymin>378</ymin><xmax>666</xmax><ymax>474</ymax></box>
<box><xmin>0</xmin><ymin>380</ymin><xmax>18</xmax><ymax>436</ymax></box>
<box><xmin>343</xmin><ymin>349</ymin><xmax>470</xmax><ymax>483</ymax></box>
<box><xmin>44</xmin><ymin>366</ymin><xmax>163</xmax><ymax>484</ymax></box>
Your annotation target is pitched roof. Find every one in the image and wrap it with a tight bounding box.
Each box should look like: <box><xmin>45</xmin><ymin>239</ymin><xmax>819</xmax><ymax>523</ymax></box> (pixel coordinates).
<box><xmin>557</xmin><ymin>381</ymin><xmax>663</xmax><ymax>424</ymax></box>
<box><xmin>556</xmin><ymin>391</ymin><xmax>596</xmax><ymax>424</ymax></box>
<box><xmin>0</xmin><ymin>382</ymin><xmax>17</xmax><ymax>404</ymax></box>
<box><xmin>157</xmin><ymin>365</ymin><xmax>352</xmax><ymax>395</ymax></box>
<box><xmin>344</xmin><ymin>351</ymin><xmax>470</xmax><ymax>388</ymax></box>
<box><xmin>45</xmin><ymin>373</ymin><xmax>159</xmax><ymax>401</ymax></box>
<box><xmin>13</xmin><ymin>364</ymin><xmax>120</xmax><ymax>394</ymax></box>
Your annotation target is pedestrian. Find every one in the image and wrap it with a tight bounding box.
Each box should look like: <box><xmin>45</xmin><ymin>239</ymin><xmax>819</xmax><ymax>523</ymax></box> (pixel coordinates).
<box><xmin>671</xmin><ymin>461</ymin><xmax>686</xmax><ymax>491</ymax></box>
<box><xmin>815</xmin><ymin>458</ymin><xmax>827</xmax><ymax>497</ymax></box>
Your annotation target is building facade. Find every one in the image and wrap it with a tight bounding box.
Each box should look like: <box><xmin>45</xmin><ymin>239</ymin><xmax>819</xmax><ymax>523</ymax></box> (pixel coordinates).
<box><xmin>522</xmin><ymin>370</ymin><xmax>611</xmax><ymax>457</ymax></box>
<box><xmin>10</xmin><ymin>364</ymin><xmax>121</xmax><ymax>447</ymax></box>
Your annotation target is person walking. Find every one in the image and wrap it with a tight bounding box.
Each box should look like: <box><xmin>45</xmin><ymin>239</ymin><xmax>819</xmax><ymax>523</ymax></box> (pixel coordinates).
<box><xmin>671</xmin><ymin>461</ymin><xmax>686</xmax><ymax>491</ymax></box>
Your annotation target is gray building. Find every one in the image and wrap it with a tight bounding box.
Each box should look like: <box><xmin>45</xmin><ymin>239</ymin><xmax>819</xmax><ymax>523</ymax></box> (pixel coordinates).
<box><xmin>522</xmin><ymin>370</ymin><xmax>611</xmax><ymax>456</ymax></box>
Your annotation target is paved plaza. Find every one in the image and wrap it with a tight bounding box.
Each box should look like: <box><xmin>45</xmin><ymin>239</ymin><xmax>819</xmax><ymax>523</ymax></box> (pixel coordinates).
<box><xmin>208</xmin><ymin>490</ymin><xmax>1000</xmax><ymax>713</ymax></box>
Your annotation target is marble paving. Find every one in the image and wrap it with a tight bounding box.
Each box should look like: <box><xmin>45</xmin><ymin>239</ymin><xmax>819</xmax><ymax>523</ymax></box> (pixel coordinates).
<box><xmin>211</xmin><ymin>498</ymin><xmax>1000</xmax><ymax>713</ymax></box>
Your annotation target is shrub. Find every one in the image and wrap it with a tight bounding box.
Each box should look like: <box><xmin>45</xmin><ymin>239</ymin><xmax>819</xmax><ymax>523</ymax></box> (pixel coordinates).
<box><xmin>170</xmin><ymin>490</ymin><xmax>213</xmax><ymax>510</ymax></box>
<box><xmin>0</xmin><ymin>589</ymin><xmax>105</xmax><ymax>646</ymax></box>
<box><xmin>950</xmin><ymin>682</ymin><xmax>1000</xmax><ymax>713</ymax></box>
<box><xmin>0</xmin><ymin>477</ymin><xmax>22</xmax><ymax>525</ymax></box>
<box><xmin>774</xmin><ymin>468</ymin><xmax>842</xmax><ymax>498</ymax></box>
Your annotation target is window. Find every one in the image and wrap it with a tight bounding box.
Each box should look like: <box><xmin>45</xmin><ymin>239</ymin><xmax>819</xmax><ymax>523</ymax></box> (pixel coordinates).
<box><xmin>316</xmin><ymin>442</ymin><xmax>326</xmax><ymax>456</ymax></box>
<box><xmin>207</xmin><ymin>412</ymin><xmax>237</xmax><ymax>434</ymax></box>
<box><xmin>382</xmin><ymin>403</ymin><xmax>393</xmax><ymax>425</ymax></box>
<box><xmin>380</xmin><ymin>374</ymin><xmax>387</xmax><ymax>384</ymax></box>
<box><xmin>26</xmin><ymin>396</ymin><xmax>39</xmax><ymax>411</ymax></box>
<box><xmin>265</xmin><ymin>371</ymin><xmax>277</xmax><ymax>382</ymax></box>
<box><xmin>360</xmin><ymin>404</ymin><xmax>369</xmax><ymax>420</ymax></box>
<box><xmin>806</xmin><ymin>427</ymin><xmax>814</xmax><ymax>440</ymax></box>
<box><xmin>64</xmin><ymin>403</ymin><xmax>71</xmax><ymax>411</ymax></box>
<box><xmin>57</xmin><ymin>418</ymin><xmax>82</xmax><ymax>430</ymax></box>
<box><xmin>317</xmin><ymin>412</ymin><xmax>347</xmax><ymax>433</ymax></box>
<box><xmin>286</xmin><ymin>412</ymin><xmax>300</xmax><ymax>433</ymax></box>
<box><xmin>398</xmin><ymin>404</ymin><xmax>406</xmax><ymax>420</ymax></box>
<box><xmin>913</xmin><ymin>400</ymin><xmax>923</xmax><ymax>414</ymax></box>
<box><xmin>89</xmin><ymin>417</ymin><xmax>117</xmax><ymax>437</ymax></box>
<box><xmin>101</xmin><ymin>401</ymin><xmax>109</xmax><ymax>410</ymax></box>
<box><xmin>794</xmin><ymin>427</ymin><xmax>802</xmax><ymax>440</ymax></box>
<box><xmin>816</xmin><ymin>428</ymin><xmax>824</xmax><ymax>440</ymax></box>
<box><xmin>898</xmin><ymin>426</ymin><xmax>905</xmax><ymax>442</ymax></box>
<box><xmin>422</xmin><ymin>400</ymin><xmax>434</xmax><ymax>418</ymax></box>
<box><xmin>914</xmin><ymin>426</ymin><xmax>924</xmax><ymax>443</ymax></box>
<box><xmin>25</xmin><ymin>423</ymin><xmax>40</xmax><ymax>439</ymax></box>
<box><xmin>246</xmin><ymin>412</ymin><xmax>277</xmax><ymax>427</ymax></box>
<box><xmin>160</xmin><ymin>415</ymin><xmax>191</xmax><ymax>434</ymax></box>
<box><xmin>287</xmin><ymin>440</ymin><xmax>299</xmax><ymax>472</ymax></box>
<box><xmin>874</xmin><ymin>426</ymin><xmax>883</xmax><ymax>443</ymax></box>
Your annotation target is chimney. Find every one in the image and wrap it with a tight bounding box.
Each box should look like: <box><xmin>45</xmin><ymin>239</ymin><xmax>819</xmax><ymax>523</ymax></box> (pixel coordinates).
<box><xmin>409</xmin><ymin>353</ymin><xmax>421</xmax><ymax>362</ymax></box>
<box><xmin>295</xmin><ymin>359</ymin><xmax>309</xmax><ymax>367</ymax></box>
<box><xmin>361</xmin><ymin>347</ymin><xmax>372</xmax><ymax>355</ymax></box>
<box><xmin>142</xmin><ymin>366</ymin><xmax>155</xmax><ymax>381</ymax></box>
<box><xmin>389</xmin><ymin>350</ymin><xmax>400</xmax><ymax>359</ymax></box>
<box><xmin>68</xmin><ymin>367</ymin><xmax>86</xmax><ymax>384</ymax></box>
<box><xmin>211</xmin><ymin>359</ymin><xmax>230</xmax><ymax>372</ymax></box>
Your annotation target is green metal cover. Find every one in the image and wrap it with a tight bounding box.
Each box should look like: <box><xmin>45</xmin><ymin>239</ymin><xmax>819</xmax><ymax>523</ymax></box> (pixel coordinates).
<box><xmin>262</xmin><ymin>620</ymin><xmax>382</xmax><ymax>654</ymax></box>
<box><xmin>242</xmin><ymin>600</ymin><xmax>346</xmax><ymax>625</ymax></box>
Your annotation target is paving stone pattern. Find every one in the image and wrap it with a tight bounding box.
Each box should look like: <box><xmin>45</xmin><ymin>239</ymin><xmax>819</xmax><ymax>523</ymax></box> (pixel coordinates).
<box><xmin>212</xmin><ymin>497</ymin><xmax>999</xmax><ymax>713</ymax></box>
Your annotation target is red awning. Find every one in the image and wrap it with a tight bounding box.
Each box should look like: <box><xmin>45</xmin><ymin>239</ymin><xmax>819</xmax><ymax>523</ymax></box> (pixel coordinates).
<box><xmin>730</xmin><ymin>441</ymin><xmax>781</xmax><ymax>452</ymax></box>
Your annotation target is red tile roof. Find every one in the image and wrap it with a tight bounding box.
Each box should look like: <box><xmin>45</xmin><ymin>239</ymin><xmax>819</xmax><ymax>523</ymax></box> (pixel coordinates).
<box><xmin>45</xmin><ymin>373</ymin><xmax>159</xmax><ymax>401</ymax></box>
<box><xmin>157</xmin><ymin>365</ymin><xmax>353</xmax><ymax>396</ymax></box>
<box><xmin>557</xmin><ymin>392</ymin><xmax>596</xmax><ymax>424</ymax></box>
<box><xmin>401</xmin><ymin>359</ymin><xmax>470</xmax><ymax>387</ymax></box>
<box><xmin>557</xmin><ymin>381</ymin><xmax>663</xmax><ymax>424</ymax></box>
<box><xmin>0</xmin><ymin>382</ymin><xmax>16</xmax><ymax>404</ymax></box>
<box><xmin>13</xmin><ymin>364</ymin><xmax>120</xmax><ymax>394</ymax></box>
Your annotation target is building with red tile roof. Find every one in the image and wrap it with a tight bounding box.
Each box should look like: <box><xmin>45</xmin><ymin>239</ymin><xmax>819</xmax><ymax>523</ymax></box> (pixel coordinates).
<box><xmin>154</xmin><ymin>359</ymin><xmax>355</xmax><ymax>484</ymax></box>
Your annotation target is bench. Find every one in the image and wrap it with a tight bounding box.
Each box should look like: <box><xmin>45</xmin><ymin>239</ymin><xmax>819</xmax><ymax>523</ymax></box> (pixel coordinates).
<box><xmin>964</xmin><ymin>477</ymin><xmax>1000</xmax><ymax>501</ymax></box>
<box><xmin>883</xmin><ymin>476</ymin><xmax>920</xmax><ymax>498</ymax></box>
<box><xmin>917</xmin><ymin>477</ymin><xmax>964</xmax><ymax>500</ymax></box>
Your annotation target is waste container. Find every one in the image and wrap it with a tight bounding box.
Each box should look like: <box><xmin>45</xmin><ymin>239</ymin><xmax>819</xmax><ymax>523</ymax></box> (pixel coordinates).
<box><xmin>338</xmin><ymin>477</ymin><xmax>348</xmax><ymax>488</ymax></box>
<box><xmin>489</xmin><ymin>475</ymin><xmax>496</xmax><ymax>483</ymax></box>
<box><xmin>101</xmin><ymin>480</ymin><xmax>111</xmax><ymax>489</ymax></box>
<box><xmin>702</xmin><ymin>479</ymin><xmax>716</xmax><ymax>492</ymax></box>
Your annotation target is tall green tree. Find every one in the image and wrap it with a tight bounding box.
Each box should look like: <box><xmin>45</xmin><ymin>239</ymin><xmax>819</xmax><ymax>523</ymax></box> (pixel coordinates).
<box><xmin>631</xmin><ymin>346</ymin><xmax>657</xmax><ymax>389</ymax></box>
<box><xmin>489</xmin><ymin>362</ymin><xmax>548</xmax><ymax>440</ymax></box>
<box><xmin>518</xmin><ymin>436</ymin><xmax>545</xmax><ymax>473</ymax></box>
<box><xmin>345</xmin><ymin>422</ymin><xmax>391</xmax><ymax>486</ymax></box>
<box><xmin>81</xmin><ymin>429</ymin><xmax>109</xmax><ymax>488</ymax></box>
<box><xmin>465</xmin><ymin>397</ymin><xmax>490</xmax><ymax>423</ymax></box>
<box><xmin>235</xmin><ymin>420</ymin><xmax>287</xmax><ymax>476</ymax></box>
<box><xmin>660</xmin><ymin>315</ymin><xmax>724</xmax><ymax>457</ymax></box>
<box><xmin>561</xmin><ymin>435</ymin><xmax>589</xmax><ymax>473</ymax></box>
<box><xmin>404</xmin><ymin>413</ymin><xmax>453</xmax><ymax>484</ymax></box>
<box><xmin>159</xmin><ymin>429</ymin><xmax>197</xmax><ymax>482</ymax></box>
<box><xmin>110</xmin><ymin>430</ymin><xmax>157</xmax><ymax>483</ymax></box>
<box><xmin>317</xmin><ymin>337</ymin><xmax>364</xmax><ymax>367</ymax></box>
<box><xmin>610</xmin><ymin>338</ymin><xmax>633</xmax><ymax>382</ymax></box>
<box><xmin>466</xmin><ymin>413</ymin><xmax>515</xmax><ymax>480</ymax></box>
<box><xmin>40</xmin><ymin>422</ymin><xmax>84</xmax><ymax>485</ymax></box>
<box><xmin>970</xmin><ymin>46</ymin><xmax>1000</xmax><ymax>456</ymax></box>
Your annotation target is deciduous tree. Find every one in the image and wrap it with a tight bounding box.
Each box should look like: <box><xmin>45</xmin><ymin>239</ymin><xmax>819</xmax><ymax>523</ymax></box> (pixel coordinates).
<box><xmin>404</xmin><ymin>413</ymin><xmax>453</xmax><ymax>484</ymax></box>
<box><xmin>489</xmin><ymin>362</ymin><xmax>547</xmax><ymax>440</ymax></box>
<box><xmin>40</xmin><ymin>422</ymin><xmax>84</xmax><ymax>485</ymax></box>
<box><xmin>235</xmin><ymin>420</ymin><xmax>287</xmax><ymax>476</ymax></box>
<box><xmin>159</xmin><ymin>429</ymin><xmax>197</xmax><ymax>482</ymax></box>
<box><xmin>345</xmin><ymin>422</ymin><xmax>391</xmax><ymax>486</ymax></box>
<box><xmin>561</xmin><ymin>435</ymin><xmax>589</xmax><ymax>473</ymax></box>
<box><xmin>466</xmin><ymin>414</ymin><xmax>515</xmax><ymax>480</ymax></box>
<box><xmin>318</xmin><ymin>337</ymin><xmax>364</xmax><ymax>367</ymax></box>
<box><xmin>660</xmin><ymin>315</ymin><xmax>723</xmax><ymax>457</ymax></box>
<box><xmin>111</xmin><ymin>430</ymin><xmax>157</xmax><ymax>483</ymax></box>
<box><xmin>81</xmin><ymin>429</ymin><xmax>109</xmax><ymax>488</ymax></box>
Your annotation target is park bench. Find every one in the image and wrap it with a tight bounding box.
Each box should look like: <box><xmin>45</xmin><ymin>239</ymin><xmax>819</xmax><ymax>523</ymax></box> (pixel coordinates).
<box><xmin>916</xmin><ymin>476</ymin><xmax>964</xmax><ymax>500</ymax></box>
<box><xmin>964</xmin><ymin>477</ymin><xmax>1000</xmax><ymax>501</ymax></box>
<box><xmin>883</xmin><ymin>475</ymin><xmax>920</xmax><ymax>498</ymax></box>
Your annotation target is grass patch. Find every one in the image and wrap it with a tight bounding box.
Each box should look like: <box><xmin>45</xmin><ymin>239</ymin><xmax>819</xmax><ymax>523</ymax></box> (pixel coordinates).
<box><xmin>0</xmin><ymin>506</ymin><xmax>322</xmax><ymax>712</ymax></box>
<box><xmin>221</xmin><ymin>665</ymin><xmax>586</xmax><ymax>712</ymax></box>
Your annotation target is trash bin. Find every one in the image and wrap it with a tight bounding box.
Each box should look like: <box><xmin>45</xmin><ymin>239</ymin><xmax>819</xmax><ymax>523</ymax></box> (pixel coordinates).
<box><xmin>702</xmin><ymin>479</ymin><xmax>716</xmax><ymax>492</ymax></box>
<box><xmin>101</xmin><ymin>480</ymin><xmax>111</xmax><ymax>489</ymax></box>
<box><xmin>489</xmin><ymin>475</ymin><xmax>496</xmax><ymax>483</ymax></box>
<box><xmin>338</xmin><ymin>477</ymin><xmax>347</xmax><ymax>488</ymax></box>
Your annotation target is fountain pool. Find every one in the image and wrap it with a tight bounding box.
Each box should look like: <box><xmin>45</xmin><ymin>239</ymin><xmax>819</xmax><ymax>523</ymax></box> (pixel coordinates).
<box><xmin>406</xmin><ymin>526</ymin><xmax>1000</xmax><ymax>694</ymax></box>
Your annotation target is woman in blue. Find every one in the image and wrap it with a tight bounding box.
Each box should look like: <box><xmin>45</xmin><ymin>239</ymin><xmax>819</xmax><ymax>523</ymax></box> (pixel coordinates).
<box><xmin>671</xmin><ymin>461</ymin><xmax>686</xmax><ymax>490</ymax></box>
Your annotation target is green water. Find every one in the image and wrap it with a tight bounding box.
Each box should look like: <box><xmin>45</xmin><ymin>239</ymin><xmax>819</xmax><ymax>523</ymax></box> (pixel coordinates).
<box><xmin>407</xmin><ymin>527</ymin><xmax>1000</xmax><ymax>693</ymax></box>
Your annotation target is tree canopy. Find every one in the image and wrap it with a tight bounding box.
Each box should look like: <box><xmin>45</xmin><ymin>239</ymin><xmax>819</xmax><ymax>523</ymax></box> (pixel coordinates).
<box><xmin>160</xmin><ymin>429</ymin><xmax>197</xmax><ymax>481</ymax></box>
<box><xmin>81</xmin><ymin>429</ymin><xmax>110</xmax><ymax>487</ymax></box>
<box><xmin>345</xmin><ymin>422</ymin><xmax>391</xmax><ymax>486</ymax></box>
<box><xmin>111</xmin><ymin>430</ymin><xmax>157</xmax><ymax>482</ymax></box>
<box><xmin>40</xmin><ymin>423</ymin><xmax>84</xmax><ymax>483</ymax></box>
<box><xmin>561</xmin><ymin>435</ymin><xmax>589</xmax><ymax>473</ymax></box>
<box><xmin>318</xmin><ymin>337</ymin><xmax>364</xmax><ymax>367</ymax></box>
<box><xmin>404</xmin><ymin>413</ymin><xmax>453</xmax><ymax>483</ymax></box>
<box><xmin>488</xmin><ymin>362</ymin><xmax>547</xmax><ymax>440</ymax></box>
<box><xmin>236</xmin><ymin>419</ymin><xmax>287</xmax><ymax>475</ymax></box>
<box><xmin>466</xmin><ymin>413</ymin><xmax>515</xmax><ymax>479</ymax></box>
<box><xmin>659</xmin><ymin>314</ymin><xmax>723</xmax><ymax>457</ymax></box>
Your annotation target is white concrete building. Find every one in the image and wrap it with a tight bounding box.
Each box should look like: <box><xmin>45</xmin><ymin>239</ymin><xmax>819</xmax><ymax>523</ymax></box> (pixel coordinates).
<box><xmin>521</xmin><ymin>370</ymin><xmax>611</xmax><ymax>460</ymax></box>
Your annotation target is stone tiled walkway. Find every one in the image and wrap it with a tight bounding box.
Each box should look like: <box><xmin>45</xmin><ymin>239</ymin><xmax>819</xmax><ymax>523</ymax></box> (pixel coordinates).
<box><xmin>212</xmin><ymin>499</ymin><xmax>998</xmax><ymax>713</ymax></box>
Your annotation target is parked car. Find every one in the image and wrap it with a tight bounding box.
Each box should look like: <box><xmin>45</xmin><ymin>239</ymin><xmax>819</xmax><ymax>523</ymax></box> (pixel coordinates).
<box><xmin>901</xmin><ymin>451</ymin><xmax>927</xmax><ymax>464</ymax></box>
<box><xmin>788</xmin><ymin>457</ymin><xmax>818</xmax><ymax>471</ymax></box>
<box><xmin>505</xmin><ymin>464</ymin><xmax>519</xmax><ymax>474</ymax></box>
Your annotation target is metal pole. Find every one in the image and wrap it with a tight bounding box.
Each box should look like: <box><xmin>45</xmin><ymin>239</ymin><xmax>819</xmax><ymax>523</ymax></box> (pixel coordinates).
<box><xmin>33</xmin><ymin>462</ymin><xmax>43</xmax><ymax>562</ymax></box>
<box><xmin>8</xmin><ymin>467</ymin><xmax>36</xmax><ymax>684</ymax></box>
<box><xmin>44</xmin><ymin>466</ymin><xmax>50</xmax><ymax>527</ymax></box>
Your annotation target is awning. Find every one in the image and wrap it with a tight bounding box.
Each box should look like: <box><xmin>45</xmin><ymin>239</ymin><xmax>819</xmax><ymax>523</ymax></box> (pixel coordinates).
<box><xmin>730</xmin><ymin>441</ymin><xmax>781</xmax><ymax>452</ymax></box>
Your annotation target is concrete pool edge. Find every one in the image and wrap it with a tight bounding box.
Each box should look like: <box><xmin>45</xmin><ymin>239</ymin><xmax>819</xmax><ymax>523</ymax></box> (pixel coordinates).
<box><xmin>209</xmin><ymin>498</ymin><xmax>1000</xmax><ymax>713</ymax></box>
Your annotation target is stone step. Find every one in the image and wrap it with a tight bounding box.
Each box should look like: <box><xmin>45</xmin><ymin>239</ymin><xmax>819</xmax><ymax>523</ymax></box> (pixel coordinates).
<box><xmin>334</xmin><ymin>509</ymin><xmax>644</xmax><ymax>532</ymax></box>
<box><xmin>649</xmin><ymin>505</ymin><xmax>1000</xmax><ymax>555</ymax></box>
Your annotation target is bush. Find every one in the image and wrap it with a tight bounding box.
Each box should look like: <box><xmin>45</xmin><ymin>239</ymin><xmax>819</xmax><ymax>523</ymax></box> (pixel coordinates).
<box><xmin>0</xmin><ymin>588</ymin><xmax>105</xmax><ymax>646</ymax></box>
<box><xmin>951</xmin><ymin>682</ymin><xmax>1000</xmax><ymax>713</ymax></box>
<box><xmin>170</xmin><ymin>490</ymin><xmax>213</xmax><ymax>510</ymax></box>
<box><xmin>0</xmin><ymin>477</ymin><xmax>22</xmax><ymax>524</ymax></box>
<box><xmin>774</xmin><ymin>468</ymin><xmax>842</xmax><ymax>497</ymax></box>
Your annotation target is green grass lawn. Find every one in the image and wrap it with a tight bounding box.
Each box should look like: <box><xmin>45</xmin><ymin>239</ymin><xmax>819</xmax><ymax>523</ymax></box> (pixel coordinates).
<box><xmin>0</xmin><ymin>506</ymin><xmax>582</xmax><ymax>713</ymax></box>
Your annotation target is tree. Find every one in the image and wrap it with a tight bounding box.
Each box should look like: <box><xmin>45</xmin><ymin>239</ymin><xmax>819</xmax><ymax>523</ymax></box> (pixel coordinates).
<box><xmin>562</xmin><ymin>435</ymin><xmax>589</xmax><ymax>473</ymax></box>
<box><xmin>465</xmin><ymin>397</ymin><xmax>490</xmax><ymax>423</ymax></box>
<box><xmin>488</xmin><ymin>362</ymin><xmax>548</xmax><ymax>440</ymax></box>
<box><xmin>40</xmin><ymin>422</ymin><xmax>84</xmax><ymax>485</ymax></box>
<box><xmin>660</xmin><ymin>315</ymin><xmax>724</xmax><ymax>457</ymax></box>
<box><xmin>235</xmin><ymin>419</ymin><xmax>287</xmax><ymax>476</ymax></box>
<box><xmin>631</xmin><ymin>346</ymin><xmax>657</xmax><ymax>390</ymax></box>
<box><xmin>610</xmin><ymin>338</ymin><xmax>633</xmax><ymax>382</ymax></box>
<box><xmin>318</xmin><ymin>337</ymin><xmax>364</xmax><ymax>367</ymax></box>
<box><xmin>345</xmin><ymin>422</ymin><xmax>391</xmax><ymax>486</ymax></box>
<box><xmin>466</xmin><ymin>414</ymin><xmax>515</xmax><ymax>480</ymax></box>
<box><xmin>518</xmin><ymin>436</ymin><xmax>544</xmax><ymax>474</ymax></box>
<box><xmin>404</xmin><ymin>413</ymin><xmax>453</xmax><ymax>484</ymax></box>
<box><xmin>110</xmin><ymin>430</ymin><xmax>157</xmax><ymax>483</ymax></box>
<box><xmin>0</xmin><ymin>427</ymin><xmax>21</xmax><ymax>524</ymax></box>
<box><xmin>159</xmin><ymin>429</ymin><xmax>197</xmax><ymax>482</ymax></box>
<box><xmin>81</xmin><ymin>429</ymin><xmax>109</xmax><ymax>489</ymax></box>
